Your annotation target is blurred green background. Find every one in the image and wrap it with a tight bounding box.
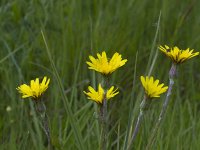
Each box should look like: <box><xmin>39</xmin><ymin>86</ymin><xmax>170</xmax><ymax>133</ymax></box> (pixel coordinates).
<box><xmin>1</xmin><ymin>0</ymin><xmax>200</xmax><ymax>149</ymax></box>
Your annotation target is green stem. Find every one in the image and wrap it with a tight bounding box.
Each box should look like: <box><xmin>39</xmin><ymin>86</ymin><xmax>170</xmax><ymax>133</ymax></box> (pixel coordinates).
<box><xmin>128</xmin><ymin>95</ymin><xmax>148</xmax><ymax>149</ymax></box>
<box><xmin>100</xmin><ymin>75</ymin><xmax>109</xmax><ymax>150</ymax></box>
<box><xmin>146</xmin><ymin>63</ymin><xmax>177</xmax><ymax>150</ymax></box>
<box><xmin>100</xmin><ymin>96</ymin><xmax>107</xmax><ymax>150</ymax></box>
<box><xmin>35</xmin><ymin>101</ymin><xmax>51</xmax><ymax>149</ymax></box>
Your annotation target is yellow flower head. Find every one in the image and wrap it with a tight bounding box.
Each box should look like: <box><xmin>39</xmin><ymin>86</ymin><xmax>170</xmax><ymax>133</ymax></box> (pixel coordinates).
<box><xmin>17</xmin><ymin>76</ymin><xmax>50</xmax><ymax>99</ymax></box>
<box><xmin>84</xmin><ymin>84</ymin><xmax>119</xmax><ymax>104</ymax></box>
<box><xmin>159</xmin><ymin>45</ymin><xmax>199</xmax><ymax>64</ymax></box>
<box><xmin>86</xmin><ymin>51</ymin><xmax>127</xmax><ymax>75</ymax></box>
<box><xmin>140</xmin><ymin>76</ymin><xmax>168</xmax><ymax>98</ymax></box>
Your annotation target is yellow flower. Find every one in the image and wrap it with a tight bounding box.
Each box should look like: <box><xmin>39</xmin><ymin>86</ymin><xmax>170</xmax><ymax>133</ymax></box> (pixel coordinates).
<box><xmin>84</xmin><ymin>84</ymin><xmax>119</xmax><ymax>104</ymax></box>
<box><xmin>159</xmin><ymin>45</ymin><xmax>199</xmax><ymax>64</ymax></box>
<box><xmin>140</xmin><ymin>76</ymin><xmax>168</xmax><ymax>98</ymax></box>
<box><xmin>17</xmin><ymin>76</ymin><xmax>50</xmax><ymax>99</ymax></box>
<box><xmin>86</xmin><ymin>51</ymin><xmax>127</xmax><ymax>75</ymax></box>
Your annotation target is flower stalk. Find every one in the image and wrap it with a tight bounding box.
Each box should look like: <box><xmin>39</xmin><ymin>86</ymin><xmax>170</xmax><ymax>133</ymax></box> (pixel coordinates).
<box><xmin>146</xmin><ymin>63</ymin><xmax>177</xmax><ymax>149</ymax></box>
<box><xmin>84</xmin><ymin>81</ymin><xmax>119</xmax><ymax>150</ymax></box>
<box><xmin>84</xmin><ymin>51</ymin><xmax>126</xmax><ymax>149</ymax></box>
<box><xmin>100</xmin><ymin>76</ymin><xmax>109</xmax><ymax>150</ymax></box>
<box><xmin>128</xmin><ymin>76</ymin><xmax>168</xmax><ymax>149</ymax></box>
<box><xmin>35</xmin><ymin>100</ymin><xmax>51</xmax><ymax>149</ymax></box>
<box><xmin>100</xmin><ymin>95</ymin><xmax>107</xmax><ymax>150</ymax></box>
<box><xmin>129</xmin><ymin>95</ymin><xmax>148</xmax><ymax>148</ymax></box>
<box><xmin>16</xmin><ymin>76</ymin><xmax>51</xmax><ymax>148</ymax></box>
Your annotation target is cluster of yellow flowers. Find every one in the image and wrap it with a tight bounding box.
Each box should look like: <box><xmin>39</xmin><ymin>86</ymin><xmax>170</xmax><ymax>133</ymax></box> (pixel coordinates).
<box><xmin>16</xmin><ymin>45</ymin><xmax>199</xmax><ymax>103</ymax></box>
<box><xmin>16</xmin><ymin>45</ymin><xmax>199</xmax><ymax>149</ymax></box>
<box><xmin>84</xmin><ymin>51</ymin><xmax>127</xmax><ymax>104</ymax></box>
<box><xmin>17</xmin><ymin>45</ymin><xmax>199</xmax><ymax>104</ymax></box>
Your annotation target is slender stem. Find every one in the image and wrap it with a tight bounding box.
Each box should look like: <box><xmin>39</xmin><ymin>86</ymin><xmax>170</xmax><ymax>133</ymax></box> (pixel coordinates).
<box><xmin>128</xmin><ymin>96</ymin><xmax>148</xmax><ymax>149</ymax></box>
<box><xmin>100</xmin><ymin>75</ymin><xmax>109</xmax><ymax>150</ymax></box>
<box><xmin>100</xmin><ymin>95</ymin><xmax>107</xmax><ymax>150</ymax></box>
<box><xmin>131</xmin><ymin>110</ymin><xmax>143</xmax><ymax>142</ymax></box>
<box><xmin>35</xmin><ymin>101</ymin><xmax>51</xmax><ymax>149</ymax></box>
<box><xmin>42</xmin><ymin>113</ymin><xmax>51</xmax><ymax>148</ymax></box>
<box><xmin>146</xmin><ymin>63</ymin><xmax>177</xmax><ymax>150</ymax></box>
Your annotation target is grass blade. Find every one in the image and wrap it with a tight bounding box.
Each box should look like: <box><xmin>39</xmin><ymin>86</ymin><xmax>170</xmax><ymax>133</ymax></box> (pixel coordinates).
<box><xmin>41</xmin><ymin>30</ymin><xmax>85</xmax><ymax>150</ymax></box>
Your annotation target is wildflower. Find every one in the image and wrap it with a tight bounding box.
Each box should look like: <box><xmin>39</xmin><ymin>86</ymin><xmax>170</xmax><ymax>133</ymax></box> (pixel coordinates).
<box><xmin>86</xmin><ymin>51</ymin><xmax>127</xmax><ymax>75</ymax></box>
<box><xmin>17</xmin><ymin>76</ymin><xmax>50</xmax><ymax>99</ymax></box>
<box><xmin>159</xmin><ymin>45</ymin><xmax>199</xmax><ymax>64</ymax></box>
<box><xmin>140</xmin><ymin>76</ymin><xmax>168</xmax><ymax>98</ymax></box>
<box><xmin>84</xmin><ymin>84</ymin><xmax>119</xmax><ymax>104</ymax></box>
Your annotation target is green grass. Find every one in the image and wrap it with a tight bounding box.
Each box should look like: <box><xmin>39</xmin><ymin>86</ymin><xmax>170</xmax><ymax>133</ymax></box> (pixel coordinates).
<box><xmin>1</xmin><ymin>0</ymin><xmax>200</xmax><ymax>149</ymax></box>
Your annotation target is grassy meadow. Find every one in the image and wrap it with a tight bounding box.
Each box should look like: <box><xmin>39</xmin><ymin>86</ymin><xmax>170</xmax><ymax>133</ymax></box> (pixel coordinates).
<box><xmin>1</xmin><ymin>0</ymin><xmax>200</xmax><ymax>149</ymax></box>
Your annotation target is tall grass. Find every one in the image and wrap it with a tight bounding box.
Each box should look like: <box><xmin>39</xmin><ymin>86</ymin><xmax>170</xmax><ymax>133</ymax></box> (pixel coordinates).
<box><xmin>1</xmin><ymin>0</ymin><xmax>200</xmax><ymax>149</ymax></box>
